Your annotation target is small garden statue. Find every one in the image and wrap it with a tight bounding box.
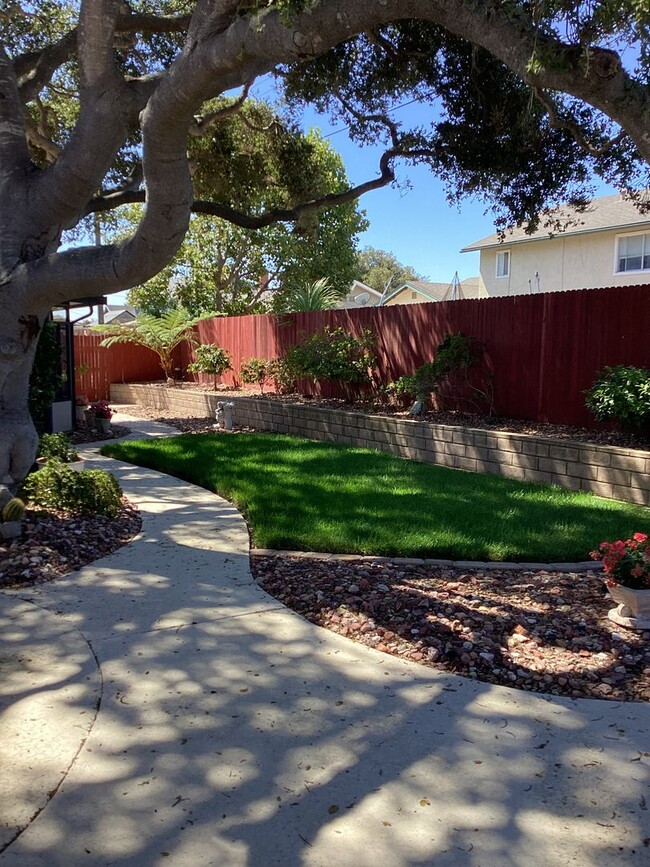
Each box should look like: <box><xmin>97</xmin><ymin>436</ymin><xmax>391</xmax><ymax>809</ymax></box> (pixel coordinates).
<box><xmin>215</xmin><ymin>401</ymin><xmax>234</xmax><ymax>430</ymax></box>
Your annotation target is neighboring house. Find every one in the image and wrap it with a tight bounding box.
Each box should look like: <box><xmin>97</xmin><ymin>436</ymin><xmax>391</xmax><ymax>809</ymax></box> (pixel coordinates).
<box><xmin>98</xmin><ymin>304</ymin><xmax>138</xmax><ymax>325</ymax></box>
<box><xmin>338</xmin><ymin>280</ymin><xmax>383</xmax><ymax>309</ymax></box>
<box><xmin>461</xmin><ymin>191</ymin><xmax>650</xmax><ymax>297</ymax></box>
<box><xmin>380</xmin><ymin>277</ymin><xmax>484</xmax><ymax>306</ymax></box>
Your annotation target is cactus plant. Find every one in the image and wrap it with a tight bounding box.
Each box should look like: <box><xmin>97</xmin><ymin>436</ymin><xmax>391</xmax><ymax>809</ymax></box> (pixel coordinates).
<box><xmin>2</xmin><ymin>497</ymin><xmax>25</xmax><ymax>523</ymax></box>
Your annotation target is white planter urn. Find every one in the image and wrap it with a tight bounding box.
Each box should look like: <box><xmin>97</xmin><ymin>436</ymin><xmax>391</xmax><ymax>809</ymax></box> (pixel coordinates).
<box><xmin>607</xmin><ymin>583</ymin><xmax>650</xmax><ymax>631</ymax></box>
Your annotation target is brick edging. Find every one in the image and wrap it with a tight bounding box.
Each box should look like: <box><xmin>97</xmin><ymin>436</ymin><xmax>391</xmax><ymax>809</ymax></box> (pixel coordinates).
<box><xmin>110</xmin><ymin>383</ymin><xmax>650</xmax><ymax>507</ymax></box>
<box><xmin>248</xmin><ymin>549</ymin><xmax>601</xmax><ymax>573</ymax></box>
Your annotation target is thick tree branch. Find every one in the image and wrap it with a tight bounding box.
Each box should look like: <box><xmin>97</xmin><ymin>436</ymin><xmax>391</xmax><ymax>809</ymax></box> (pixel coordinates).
<box><xmin>14</xmin><ymin>12</ymin><xmax>191</xmax><ymax>102</ymax></box>
<box><xmin>85</xmin><ymin>148</ymin><xmax>398</xmax><ymax>228</ymax></box>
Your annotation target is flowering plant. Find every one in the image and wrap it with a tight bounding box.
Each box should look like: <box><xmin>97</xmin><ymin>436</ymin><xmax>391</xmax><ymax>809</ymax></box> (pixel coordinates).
<box><xmin>75</xmin><ymin>394</ymin><xmax>89</xmax><ymax>406</ymax></box>
<box><xmin>590</xmin><ymin>534</ymin><xmax>650</xmax><ymax>589</ymax></box>
<box><xmin>90</xmin><ymin>400</ymin><xmax>113</xmax><ymax>420</ymax></box>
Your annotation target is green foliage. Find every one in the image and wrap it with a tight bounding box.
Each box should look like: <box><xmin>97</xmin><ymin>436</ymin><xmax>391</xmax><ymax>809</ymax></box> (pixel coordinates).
<box><xmin>284</xmin><ymin>327</ymin><xmax>376</xmax><ymax>385</ymax></box>
<box><xmin>386</xmin><ymin>375</ymin><xmax>418</xmax><ymax>401</ymax></box>
<box><xmin>187</xmin><ymin>344</ymin><xmax>232</xmax><ymax>390</ymax></box>
<box><xmin>119</xmin><ymin>103</ymin><xmax>367</xmax><ymax>317</ymax></box>
<box><xmin>355</xmin><ymin>247</ymin><xmax>425</xmax><ymax>294</ymax></box>
<box><xmin>274</xmin><ymin>278</ymin><xmax>345</xmax><ymax>313</ymax></box>
<box><xmin>23</xmin><ymin>462</ymin><xmax>123</xmax><ymax>517</ymax></box>
<box><xmin>28</xmin><ymin>321</ymin><xmax>62</xmax><ymax>431</ymax></box>
<box><xmin>269</xmin><ymin>358</ymin><xmax>297</xmax><ymax>394</ymax></box>
<box><xmin>96</xmin><ymin>309</ymin><xmax>202</xmax><ymax>379</ymax></box>
<box><xmin>239</xmin><ymin>358</ymin><xmax>275</xmax><ymax>393</ymax></box>
<box><xmin>408</xmin><ymin>333</ymin><xmax>481</xmax><ymax>402</ymax></box>
<box><xmin>38</xmin><ymin>432</ymin><xmax>79</xmax><ymax>463</ymax></box>
<box><xmin>585</xmin><ymin>366</ymin><xmax>650</xmax><ymax>428</ymax></box>
<box><xmin>2</xmin><ymin>498</ymin><xmax>26</xmax><ymax>523</ymax></box>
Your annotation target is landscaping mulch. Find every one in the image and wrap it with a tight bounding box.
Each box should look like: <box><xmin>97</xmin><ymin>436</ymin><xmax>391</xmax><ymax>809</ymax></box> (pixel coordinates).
<box><xmin>0</xmin><ymin>500</ymin><xmax>141</xmax><ymax>589</ymax></box>
<box><xmin>252</xmin><ymin>555</ymin><xmax>650</xmax><ymax>704</ymax></box>
<box><xmin>70</xmin><ymin>423</ymin><xmax>131</xmax><ymax>445</ymax></box>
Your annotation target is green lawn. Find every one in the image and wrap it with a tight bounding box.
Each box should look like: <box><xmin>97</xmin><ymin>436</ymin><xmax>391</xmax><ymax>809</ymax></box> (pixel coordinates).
<box><xmin>103</xmin><ymin>432</ymin><xmax>649</xmax><ymax>562</ymax></box>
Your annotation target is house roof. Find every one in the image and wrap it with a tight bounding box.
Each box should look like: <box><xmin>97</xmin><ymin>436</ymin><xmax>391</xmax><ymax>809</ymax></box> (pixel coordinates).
<box><xmin>461</xmin><ymin>192</ymin><xmax>650</xmax><ymax>252</ymax></box>
<box><xmin>349</xmin><ymin>280</ymin><xmax>383</xmax><ymax>297</ymax></box>
<box><xmin>381</xmin><ymin>279</ymin><xmax>482</xmax><ymax>304</ymax></box>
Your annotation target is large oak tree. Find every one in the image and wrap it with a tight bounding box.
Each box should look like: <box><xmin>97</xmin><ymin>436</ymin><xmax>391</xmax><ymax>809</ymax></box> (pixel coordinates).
<box><xmin>1</xmin><ymin>1</ymin><xmax>649</xmax><ymax>500</ymax></box>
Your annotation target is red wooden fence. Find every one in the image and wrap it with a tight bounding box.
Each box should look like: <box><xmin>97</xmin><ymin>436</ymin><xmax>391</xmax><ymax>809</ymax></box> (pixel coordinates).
<box><xmin>74</xmin><ymin>330</ymin><xmax>164</xmax><ymax>401</ymax></box>
<box><xmin>76</xmin><ymin>284</ymin><xmax>650</xmax><ymax>427</ymax></box>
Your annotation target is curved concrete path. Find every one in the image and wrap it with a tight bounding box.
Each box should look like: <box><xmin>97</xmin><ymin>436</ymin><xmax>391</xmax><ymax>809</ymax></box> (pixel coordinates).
<box><xmin>0</xmin><ymin>412</ymin><xmax>648</xmax><ymax>866</ymax></box>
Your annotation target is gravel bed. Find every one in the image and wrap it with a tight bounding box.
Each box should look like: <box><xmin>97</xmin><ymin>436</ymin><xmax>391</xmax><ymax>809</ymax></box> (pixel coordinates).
<box><xmin>0</xmin><ymin>501</ymin><xmax>141</xmax><ymax>589</ymax></box>
<box><xmin>252</xmin><ymin>556</ymin><xmax>650</xmax><ymax>703</ymax></box>
<box><xmin>71</xmin><ymin>423</ymin><xmax>131</xmax><ymax>444</ymax></box>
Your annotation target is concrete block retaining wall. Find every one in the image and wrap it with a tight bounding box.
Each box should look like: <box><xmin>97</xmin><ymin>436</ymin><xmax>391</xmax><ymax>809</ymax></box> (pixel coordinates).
<box><xmin>111</xmin><ymin>383</ymin><xmax>650</xmax><ymax>507</ymax></box>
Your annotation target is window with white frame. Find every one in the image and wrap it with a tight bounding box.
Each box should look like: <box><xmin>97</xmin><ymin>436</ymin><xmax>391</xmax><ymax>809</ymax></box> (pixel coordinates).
<box><xmin>496</xmin><ymin>250</ymin><xmax>510</xmax><ymax>278</ymax></box>
<box><xmin>616</xmin><ymin>232</ymin><xmax>650</xmax><ymax>273</ymax></box>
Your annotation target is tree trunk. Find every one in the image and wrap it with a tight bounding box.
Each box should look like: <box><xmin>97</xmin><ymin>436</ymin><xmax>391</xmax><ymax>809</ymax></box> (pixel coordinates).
<box><xmin>0</xmin><ymin>314</ymin><xmax>42</xmax><ymax>505</ymax></box>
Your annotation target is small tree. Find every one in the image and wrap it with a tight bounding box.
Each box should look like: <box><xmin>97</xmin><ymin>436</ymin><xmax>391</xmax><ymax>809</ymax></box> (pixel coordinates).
<box><xmin>187</xmin><ymin>345</ymin><xmax>232</xmax><ymax>391</ymax></box>
<box><xmin>96</xmin><ymin>310</ymin><xmax>202</xmax><ymax>384</ymax></box>
<box><xmin>239</xmin><ymin>358</ymin><xmax>276</xmax><ymax>393</ymax></box>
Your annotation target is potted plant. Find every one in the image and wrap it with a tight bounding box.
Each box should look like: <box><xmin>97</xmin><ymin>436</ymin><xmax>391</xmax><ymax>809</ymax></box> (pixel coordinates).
<box><xmin>37</xmin><ymin>432</ymin><xmax>85</xmax><ymax>470</ymax></box>
<box><xmin>90</xmin><ymin>400</ymin><xmax>113</xmax><ymax>434</ymax></box>
<box><xmin>75</xmin><ymin>393</ymin><xmax>89</xmax><ymax>424</ymax></box>
<box><xmin>590</xmin><ymin>533</ymin><xmax>650</xmax><ymax>630</ymax></box>
<box><xmin>0</xmin><ymin>497</ymin><xmax>25</xmax><ymax>540</ymax></box>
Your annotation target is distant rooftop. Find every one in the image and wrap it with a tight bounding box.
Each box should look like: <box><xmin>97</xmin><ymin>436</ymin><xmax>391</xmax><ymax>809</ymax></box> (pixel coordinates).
<box><xmin>462</xmin><ymin>192</ymin><xmax>650</xmax><ymax>252</ymax></box>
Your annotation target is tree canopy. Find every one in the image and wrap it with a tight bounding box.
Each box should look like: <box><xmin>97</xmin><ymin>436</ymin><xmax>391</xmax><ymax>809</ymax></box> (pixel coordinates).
<box><xmin>356</xmin><ymin>247</ymin><xmax>426</xmax><ymax>294</ymax></box>
<box><xmin>118</xmin><ymin>102</ymin><xmax>367</xmax><ymax>316</ymax></box>
<box><xmin>1</xmin><ymin>0</ymin><xmax>650</xmax><ymax>493</ymax></box>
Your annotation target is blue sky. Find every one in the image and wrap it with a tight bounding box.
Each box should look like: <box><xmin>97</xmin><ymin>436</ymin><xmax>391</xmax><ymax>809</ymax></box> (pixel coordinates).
<box><xmin>291</xmin><ymin>96</ymin><xmax>619</xmax><ymax>284</ymax></box>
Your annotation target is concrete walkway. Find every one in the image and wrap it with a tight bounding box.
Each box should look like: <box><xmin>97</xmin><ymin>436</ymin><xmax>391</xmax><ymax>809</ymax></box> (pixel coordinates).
<box><xmin>0</xmin><ymin>413</ymin><xmax>648</xmax><ymax>866</ymax></box>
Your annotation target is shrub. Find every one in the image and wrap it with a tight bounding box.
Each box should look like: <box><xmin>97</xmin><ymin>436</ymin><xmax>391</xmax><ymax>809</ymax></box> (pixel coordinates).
<box><xmin>284</xmin><ymin>326</ymin><xmax>376</xmax><ymax>385</ymax></box>
<box><xmin>269</xmin><ymin>358</ymin><xmax>297</xmax><ymax>394</ymax></box>
<box><xmin>187</xmin><ymin>344</ymin><xmax>232</xmax><ymax>390</ymax></box>
<box><xmin>395</xmin><ymin>333</ymin><xmax>492</xmax><ymax>411</ymax></box>
<box><xmin>385</xmin><ymin>375</ymin><xmax>418</xmax><ymax>402</ymax></box>
<box><xmin>38</xmin><ymin>432</ymin><xmax>80</xmax><ymax>463</ymax></box>
<box><xmin>585</xmin><ymin>365</ymin><xmax>650</xmax><ymax>428</ymax></box>
<box><xmin>23</xmin><ymin>461</ymin><xmax>123</xmax><ymax>517</ymax></box>
<box><xmin>239</xmin><ymin>358</ymin><xmax>275</xmax><ymax>393</ymax></box>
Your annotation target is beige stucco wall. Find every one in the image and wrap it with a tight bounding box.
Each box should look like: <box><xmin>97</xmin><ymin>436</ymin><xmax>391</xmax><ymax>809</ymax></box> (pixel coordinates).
<box><xmin>383</xmin><ymin>289</ymin><xmax>432</xmax><ymax>306</ymax></box>
<box><xmin>478</xmin><ymin>228</ymin><xmax>650</xmax><ymax>296</ymax></box>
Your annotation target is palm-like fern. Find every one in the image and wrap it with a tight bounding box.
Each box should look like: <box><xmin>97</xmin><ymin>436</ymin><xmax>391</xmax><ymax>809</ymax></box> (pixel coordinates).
<box><xmin>97</xmin><ymin>309</ymin><xmax>201</xmax><ymax>379</ymax></box>
<box><xmin>278</xmin><ymin>278</ymin><xmax>344</xmax><ymax>313</ymax></box>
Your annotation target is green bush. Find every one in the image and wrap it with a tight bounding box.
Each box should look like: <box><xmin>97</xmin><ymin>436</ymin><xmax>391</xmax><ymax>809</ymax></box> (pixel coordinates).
<box><xmin>239</xmin><ymin>358</ymin><xmax>275</xmax><ymax>393</ymax></box>
<box><xmin>395</xmin><ymin>333</ymin><xmax>490</xmax><ymax>409</ymax></box>
<box><xmin>187</xmin><ymin>344</ymin><xmax>232</xmax><ymax>390</ymax></box>
<box><xmin>29</xmin><ymin>320</ymin><xmax>63</xmax><ymax>432</ymax></box>
<box><xmin>23</xmin><ymin>461</ymin><xmax>123</xmax><ymax>516</ymax></box>
<box><xmin>585</xmin><ymin>365</ymin><xmax>650</xmax><ymax>428</ymax></box>
<box><xmin>38</xmin><ymin>432</ymin><xmax>79</xmax><ymax>462</ymax></box>
<box><xmin>269</xmin><ymin>358</ymin><xmax>297</xmax><ymax>394</ymax></box>
<box><xmin>284</xmin><ymin>326</ymin><xmax>376</xmax><ymax>385</ymax></box>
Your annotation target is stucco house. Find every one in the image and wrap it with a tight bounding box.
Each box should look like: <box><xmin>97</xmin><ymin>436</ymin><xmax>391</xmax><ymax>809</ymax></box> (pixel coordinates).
<box><xmin>461</xmin><ymin>192</ymin><xmax>650</xmax><ymax>297</ymax></box>
<box><xmin>338</xmin><ymin>280</ymin><xmax>383</xmax><ymax>308</ymax></box>
<box><xmin>380</xmin><ymin>277</ymin><xmax>483</xmax><ymax>306</ymax></box>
